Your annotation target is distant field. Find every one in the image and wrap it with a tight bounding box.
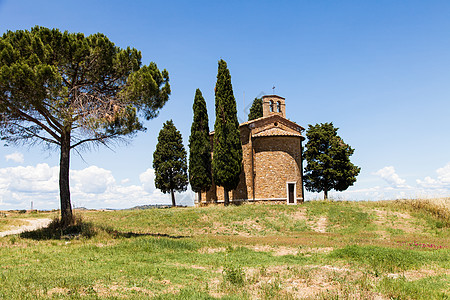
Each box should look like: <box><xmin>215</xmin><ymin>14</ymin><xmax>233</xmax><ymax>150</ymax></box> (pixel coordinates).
<box><xmin>0</xmin><ymin>198</ymin><xmax>448</xmax><ymax>299</ymax></box>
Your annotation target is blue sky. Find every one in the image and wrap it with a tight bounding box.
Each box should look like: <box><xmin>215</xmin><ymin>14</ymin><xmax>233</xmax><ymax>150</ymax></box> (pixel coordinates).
<box><xmin>1</xmin><ymin>0</ymin><xmax>449</xmax><ymax>209</ymax></box>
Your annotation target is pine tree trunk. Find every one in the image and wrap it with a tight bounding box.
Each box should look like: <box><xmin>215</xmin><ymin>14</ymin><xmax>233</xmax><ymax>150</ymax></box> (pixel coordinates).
<box><xmin>171</xmin><ymin>189</ymin><xmax>176</xmax><ymax>207</ymax></box>
<box><xmin>59</xmin><ymin>130</ymin><xmax>72</xmax><ymax>225</ymax></box>
<box><xmin>224</xmin><ymin>188</ymin><xmax>229</xmax><ymax>206</ymax></box>
<box><xmin>197</xmin><ymin>191</ymin><xmax>202</xmax><ymax>203</ymax></box>
<box><xmin>324</xmin><ymin>190</ymin><xmax>328</xmax><ymax>201</ymax></box>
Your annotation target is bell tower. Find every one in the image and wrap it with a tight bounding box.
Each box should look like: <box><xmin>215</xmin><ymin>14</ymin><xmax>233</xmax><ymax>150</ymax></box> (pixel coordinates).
<box><xmin>262</xmin><ymin>95</ymin><xmax>286</xmax><ymax>118</ymax></box>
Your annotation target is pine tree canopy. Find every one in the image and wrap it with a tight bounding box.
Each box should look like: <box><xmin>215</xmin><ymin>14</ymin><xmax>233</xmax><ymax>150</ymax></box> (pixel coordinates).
<box><xmin>212</xmin><ymin>59</ymin><xmax>243</xmax><ymax>193</ymax></box>
<box><xmin>0</xmin><ymin>26</ymin><xmax>170</xmax><ymax>148</ymax></box>
<box><xmin>248</xmin><ymin>97</ymin><xmax>263</xmax><ymax>121</ymax></box>
<box><xmin>303</xmin><ymin>122</ymin><xmax>360</xmax><ymax>199</ymax></box>
<box><xmin>0</xmin><ymin>26</ymin><xmax>170</xmax><ymax>222</ymax></box>
<box><xmin>153</xmin><ymin>120</ymin><xmax>188</xmax><ymax>196</ymax></box>
<box><xmin>188</xmin><ymin>89</ymin><xmax>212</xmax><ymax>193</ymax></box>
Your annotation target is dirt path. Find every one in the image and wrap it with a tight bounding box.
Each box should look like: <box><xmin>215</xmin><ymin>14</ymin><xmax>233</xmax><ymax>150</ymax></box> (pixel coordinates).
<box><xmin>0</xmin><ymin>218</ymin><xmax>52</xmax><ymax>237</ymax></box>
<box><xmin>310</xmin><ymin>216</ymin><xmax>328</xmax><ymax>233</ymax></box>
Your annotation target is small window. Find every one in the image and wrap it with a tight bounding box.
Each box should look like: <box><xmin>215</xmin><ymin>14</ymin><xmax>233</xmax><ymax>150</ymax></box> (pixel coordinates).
<box><xmin>277</xmin><ymin>101</ymin><xmax>281</xmax><ymax>112</ymax></box>
<box><xmin>269</xmin><ymin>100</ymin><xmax>274</xmax><ymax>112</ymax></box>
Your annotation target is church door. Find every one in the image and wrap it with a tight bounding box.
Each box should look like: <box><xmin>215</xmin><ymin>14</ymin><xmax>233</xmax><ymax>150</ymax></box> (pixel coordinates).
<box><xmin>287</xmin><ymin>183</ymin><xmax>296</xmax><ymax>204</ymax></box>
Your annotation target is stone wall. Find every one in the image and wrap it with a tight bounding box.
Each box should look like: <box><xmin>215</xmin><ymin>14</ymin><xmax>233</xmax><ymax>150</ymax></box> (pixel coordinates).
<box><xmin>198</xmin><ymin>131</ymin><xmax>303</xmax><ymax>206</ymax></box>
<box><xmin>196</xmin><ymin>103</ymin><xmax>305</xmax><ymax>207</ymax></box>
<box><xmin>253</xmin><ymin>136</ymin><xmax>303</xmax><ymax>201</ymax></box>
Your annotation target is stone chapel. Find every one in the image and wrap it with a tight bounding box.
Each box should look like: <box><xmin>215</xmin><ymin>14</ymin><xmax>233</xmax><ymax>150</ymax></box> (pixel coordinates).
<box><xmin>196</xmin><ymin>95</ymin><xmax>305</xmax><ymax>206</ymax></box>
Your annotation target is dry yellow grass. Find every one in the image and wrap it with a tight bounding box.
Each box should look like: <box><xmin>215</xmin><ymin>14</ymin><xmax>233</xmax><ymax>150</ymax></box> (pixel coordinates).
<box><xmin>394</xmin><ymin>197</ymin><xmax>449</xmax><ymax>226</ymax></box>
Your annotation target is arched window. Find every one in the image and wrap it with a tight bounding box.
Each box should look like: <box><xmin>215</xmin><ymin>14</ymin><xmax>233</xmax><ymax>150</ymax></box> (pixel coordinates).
<box><xmin>277</xmin><ymin>101</ymin><xmax>281</xmax><ymax>112</ymax></box>
<box><xmin>269</xmin><ymin>100</ymin><xmax>274</xmax><ymax>112</ymax></box>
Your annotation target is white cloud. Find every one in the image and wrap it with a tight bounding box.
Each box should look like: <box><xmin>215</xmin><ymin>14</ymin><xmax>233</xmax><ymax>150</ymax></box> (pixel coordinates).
<box><xmin>436</xmin><ymin>163</ymin><xmax>450</xmax><ymax>185</ymax></box>
<box><xmin>306</xmin><ymin>185</ymin><xmax>413</xmax><ymax>201</ymax></box>
<box><xmin>139</xmin><ymin>168</ymin><xmax>157</xmax><ymax>193</ymax></box>
<box><xmin>0</xmin><ymin>163</ymin><xmax>59</xmax><ymax>193</ymax></box>
<box><xmin>71</xmin><ymin>166</ymin><xmax>115</xmax><ymax>194</ymax></box>
<box><xmin>374</xmin><ymin>166</ymin><xmax>407</xmax><ymax>188</ymax></box>
<box><xmin>416</xmin><ymin>162</ymin><xmax>450</xmax><ymax>190</ymax></box>
<box><xmin>328</xmin><ymin>163</ymin><xmax>450</xmax><ymax>201</ymax></box>
<box><xmin>0</xmin><ymin>163</ymin><xmax>60</xmax><ymax>209</ymax></box>
<box><xmin>416</xmin><ymin>176</ymin><xmax>440</xmax><ymax>189</ymax></box>
<box><xmin>0</xmin><ymin>164</ymin><xmax>194</xmax><ymax>210</ymax></box>
<box><xmin>5</xmin><ymin>152</ymin><xmax>24</xmax><ymax>163</ymax></box>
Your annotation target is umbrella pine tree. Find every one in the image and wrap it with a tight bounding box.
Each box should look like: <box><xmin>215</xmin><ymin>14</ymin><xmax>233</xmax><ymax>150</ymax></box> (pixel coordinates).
<box><xmin>0</xmin><ymin>27</ymin><xmax>170</xmax><ymax>224</ymax></box>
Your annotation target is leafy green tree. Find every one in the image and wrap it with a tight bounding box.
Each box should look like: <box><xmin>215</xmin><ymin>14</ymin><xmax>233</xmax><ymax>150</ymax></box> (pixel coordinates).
<box><xmin>153</xmin><ymin>120</ymin><xmax>188</xmax><ymax>207</ymax></box>
<box><xmin>0</xmin><ymin>27</ymin><xmax>170</xmax><ymax>224</ymax></box>
<box><xmin>212</xmin><ymin>59</ymin><xmax>243</xmax><ymax>205</ymax></box>
<box><xmin>304</xmin><ymin>123</ymin><xmax>360</xmax><ymax>200</ymax></box>
<box><xmin>248</xmin><ymin>97</ymin><xmax>263</xmax><ymax>121</ymax></box>
<box><xmin>188</xmin><ymin>89</ymin><xmax>212</xmax><ymax>202</ymax></box>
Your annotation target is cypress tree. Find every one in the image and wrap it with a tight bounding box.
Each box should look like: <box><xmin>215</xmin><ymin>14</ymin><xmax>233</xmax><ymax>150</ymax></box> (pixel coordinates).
<box><xmin>188</xmin><ymin>89</ymin><xmax>212</xmax><ymax>202</ymax></box>
<box><xmin>212</xmin><ymin>60</ymin><xmax>243</xmax><ymax>205</ymax></box>
<box><xmin>153</xmin><ymin>120</ymin><xmax>188</xmax><ymax>207</ymax></box>
<box><xmin>304</xmin><ymin>123</ymin><xmax>361</xmax><ymax>200</ymax></box>
<box><xmin>248</xmin><ymin>97</ymin><xmax>263</xmax><ymax>121</ymax></box>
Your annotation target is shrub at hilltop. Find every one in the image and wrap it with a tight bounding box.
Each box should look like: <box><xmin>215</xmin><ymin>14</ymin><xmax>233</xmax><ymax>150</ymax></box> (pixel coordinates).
<box><xmin>304</xmin><ymin>122</ymin><xmax>360</xmax><ymax>200</ymax></box>
<box><xmin>153</xmin><ymin>120</ymin><xmax>188</xmax><ymax>207</ymax></box>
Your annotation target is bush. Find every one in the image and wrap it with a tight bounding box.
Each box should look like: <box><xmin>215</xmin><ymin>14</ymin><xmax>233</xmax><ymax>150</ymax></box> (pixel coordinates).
<box><xmin>223</xmin><ymin>265</ymin><xmax>246</xmax><ymax>286</ymax></box>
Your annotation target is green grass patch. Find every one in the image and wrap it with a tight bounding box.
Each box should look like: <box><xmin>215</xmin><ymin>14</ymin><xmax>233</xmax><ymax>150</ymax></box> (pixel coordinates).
<box><xmin>305</xmin><ymin>201</ymin><xmax>376</xmax><ymax>234</ymax></box>
<box><xmin>386</xmin><ymin>227</ymin><xmax>405</xmax><ymax>236</ymax></box>
<box><xmin>378</xmin><ymin>275</ymin><xmax>450</xmax><ymax>300</ymax></box>
<box><xmin>330</xmin><ymin>244</ymin><xmax>449</xmax><ymax>274</ymax></box>
<box><xmin>1</xmin><ymin>200</ymin><xmax>449</xmax><ymax>299</ymax></box>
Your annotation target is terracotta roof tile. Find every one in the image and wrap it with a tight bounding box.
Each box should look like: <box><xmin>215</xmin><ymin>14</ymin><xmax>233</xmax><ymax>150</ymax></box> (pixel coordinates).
<box><xmin>252</xmin><ymin>127</ymin><xmax>303</xmax><ymax>138</ymax></box>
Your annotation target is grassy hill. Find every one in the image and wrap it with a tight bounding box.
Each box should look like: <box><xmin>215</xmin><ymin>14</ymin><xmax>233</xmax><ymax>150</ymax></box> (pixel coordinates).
<box><xmin>0</xmin><ymin>199</ymin><xmax>449</xmax><ymax>299</ymax></box>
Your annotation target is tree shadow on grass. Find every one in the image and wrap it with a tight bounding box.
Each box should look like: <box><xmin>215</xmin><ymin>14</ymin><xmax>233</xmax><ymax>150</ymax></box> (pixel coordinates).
<box><xmin>20</xmin><ymin>216</ymin><xmax>189</xmax><ymax>241</ymax></box>
<box><xmin>20</xmin><ymin>217</ymin><xmax>97</xmax><ymax>240</ymax></box>
<box><xmin>105</xmin><ymin>230</ymin><xmax>188</xmax><ymax>240</ymax></box>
